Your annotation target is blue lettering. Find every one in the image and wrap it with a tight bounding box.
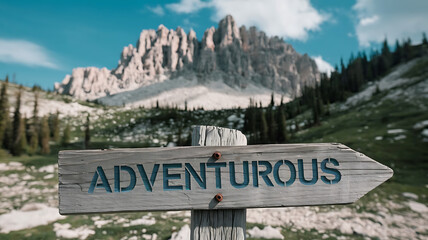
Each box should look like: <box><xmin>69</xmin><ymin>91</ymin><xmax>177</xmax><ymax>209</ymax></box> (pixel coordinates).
<box><xmin>298</xmin><ymin>159</ymin><xmax>318</xmax><ymax>185</ymax></box>
<box><xmin>120</xmin><ymin>166</ymin><xmax>136</xmax><ymax>192</ymax></box>
<box><xmin>163</xmin><ymin>163</ymin><xmax>183</xmax><ymax>191</ymax></box>
<box><xmin>273</xmin><ymin>160</ymin><xmax>296</xmax><ymax>187</ymax></box>
<box><xmin>88</xmin><ymin>166</ymin><xmax>112</xmax><ymax>193</ymax></box>
<box><xmin>283</xmin><ymin>160</ymin><xmax>296</xmax><ymax>186</ymax></box>
<box><xmin>207</xmin><ymin>162</ymin><xmax>227</xmax><ymax>189</ymax></box>
<box><xmin>114</xmin><ymin>166</ymin><xmax>120</xmax><ymax>192</ymax></box>
<box><xmin>113</xmin><ymin>166</ymin><xmax>137</xmax><ymax>193</ymax></box>
<box><xmin>252</xmin><ymin>161</ymin><xmax>258</xmax><ymax>187</ymax></box>
<box><xmin>321</xmin><ymin>158</ymin><xmax>341</xmax><ymax>184</ymax></box>
<box><xmin>258</xmin><ymin>161</ymin><xmax>274</xmax><ymax>187</ymax></box>
<box><xmin>137</xmin><ymin>164</ymin><xmax>159</xmax><ymax>192</ymax></box>
<box><xmin>88</xmin><ymin>158</ymin><xmax>340</xmax><ymax>194</ymax></box>
<box><xmin>273</xmin><ymin>161</ymin><xmax>284</xmax><ymax>186</ymax></box>
<box><xmin>185</xmin><ymin>163</ymin><xmax>206</xmax><ymax>190</ymax></box>
<box><xmin>229</xmin><ymin>161</ymin><xmax>249</xmax><ymax>188</ymax></box>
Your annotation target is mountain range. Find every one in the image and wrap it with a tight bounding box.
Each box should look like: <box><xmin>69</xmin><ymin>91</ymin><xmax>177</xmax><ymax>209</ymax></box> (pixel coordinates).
<box><xmin>54</xmin><ymin>15</ymin><xmax>320</xmax><ymax>109</ymax></box>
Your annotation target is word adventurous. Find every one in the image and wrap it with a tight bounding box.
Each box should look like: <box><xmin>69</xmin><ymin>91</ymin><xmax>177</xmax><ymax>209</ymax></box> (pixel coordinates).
<box><xmin>59</xmin><ymin>143</ymin><xmax>393</xmax><ymax>214</ymax></box>
<box><xmin>89</xmin><ymin>158</ymin><xmax>341</xmax><ymax>193</ymax></box>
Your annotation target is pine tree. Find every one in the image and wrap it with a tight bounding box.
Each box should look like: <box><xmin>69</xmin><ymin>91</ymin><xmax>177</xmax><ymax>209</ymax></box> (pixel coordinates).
<box><xmin>11</xmin><ymin>87</ymin><xmax>25</xmax><ymax>156</ymax></box>
<box><xmin>32</xmin><ymin>91</ymin><xmax>39</xmax><ymax>124</ymax></box>
<box><xmin>340</xmin><ymin>58</ymin><xmax>346</xmax><ymax>73</ymax></box>
<box><xmin>393</xmin><ymin>40</ymin><xmax>403</xmax><ymax>66</ymax></box>
<box><xmin>17</xmin><ymin>117</ymin><xmax>27</xmax><ymax>155</ymax></box>
<box><xmin>259</xmin><ymin>110</ymin><xmax>268</xmax><ymax>144</ymax></box>
<box><xmin>369</xmin><ymin>50</ymin><xmax>379</xmax><ymax>79</ymax></box>
<box><xmin>3</xmin><ymin>110</ymin><xmax>12</xmax><ymax>151</ymax></box>
<box><xmin>423</xmin><ymin>32</ymin><xmax>428</xmax><ymax>46</ymax></box>
<box><xmin>316</xmin><ymin>86</ymin><xmax>324</xmax><ymax>118</ymax></box>
<box><xmin>270</xmin><ymin>93</ymin><xmax>275</xmax><ymax>107</ymax></box>
<box><xmin>380</xmin><ymin>38</ymin><xmax>392</xmax><ymax>73</ymax></box>
<box><xmin>24</xmin><ymin>114</ymin><xmax>30</xmax><ymax>143</ymax></box>
<box><xmin>244</xmin><ymin>99</ymin><xmax>257</xmax><ymax>144</ymax></box>
<box><xmin>22</xmin><ymin>116</ymin><xmax>29</xmax><ymax>148</ymax></box>
<box><xmin>40</xmin><ymin>116</ymin><xmax>50</xmax><ymax>154</ymax></box>
<box><xmin>28</xmin><ymin>125</ymin><xmax>39</xmax><ymax>155</ymax></box>
<box><xmin>244</xmin><ymin>99</ymin><xmax>251</xmax><ymax>132</ymax></box>
<box><xmin>176</xmin><ymin>115</ymin><xmax>183</xmax><ymax>146</ymax></box>
<box><xmin>361</xmin><ymin>52</ymin><xmax>373</xmax><ymax>82</ymax></box>
<box><xmin>51</xmin><ymin>111</ymin><xmax>60</xmax><ymax>142</ymax></box>
<box><xmin>0</xmin><ymin>76</ymin><xmax>9</xmax><ymax>148</ymax></box>
<box><xmin>329</xmin><ymin>66</ymin><xmax>342</xmax><ymax>102</ymax></box>
<box><xmin>276</xmin><ymin>107</ymin><xmax>287</xmax><ymax>143</ymax></box>
<box><xmin>267</xmin><ymin>94</ymin><xmax>276</xmax><ymax>143</ymax></box>
<box><xmin>84</xmin><ymin>114</ymin><xmax>90</xmax><ymax>149</ymax></box>
<box><xmin>29</xmin><ymin>92</ymin><xmax>39</xmax><ymax>155</ymax></box>
<box><xmin>403</xmin><ymin>38</ymin><xmax>414</xmax><ymax>61</ymax></box>
<box><xmin>311</xmin><ymin>88</ymin><xmax>320</xmax><ymax>126</ymax></box>
<box><xmin>267</xmin><ymin>107</ymin><xmax>277</xmax><ymax>143</ymax></box>
<box><xmin>61</xmin><ymin>123</ymin><xmax>71</xmax><ymax>147</ymax></box>
<box><xmin>340</xmin><ymin>58</ymin><xmax>349</xmax><ymax>92</ymax></box>
<box><xmin>352</xmin><ymin>58</ymin><xmax>364</xmax><ymax>92</ymax></box>
<box><xmin>348</xmin><ymin>53</ymin><xmax>355</xmax><ymax>65</ymax></box>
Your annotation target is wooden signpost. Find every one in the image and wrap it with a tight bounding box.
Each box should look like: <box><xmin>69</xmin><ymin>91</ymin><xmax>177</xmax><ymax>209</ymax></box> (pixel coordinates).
<box><xmin>58</xmin><ymin>125</ymin><xmax>393</xmax><ymax>239</ymax></box>
<box><xmin>190</xmin><ymin>125</ymin><xmax>247</xmax><ymax>239</ymax></box>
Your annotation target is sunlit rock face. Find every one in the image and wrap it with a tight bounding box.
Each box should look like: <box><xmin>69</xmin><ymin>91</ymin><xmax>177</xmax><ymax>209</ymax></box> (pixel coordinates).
<box><xmin>55</xmin><ymin>15</ymin><xmax>319</xmax><ymax>101</ymax></box>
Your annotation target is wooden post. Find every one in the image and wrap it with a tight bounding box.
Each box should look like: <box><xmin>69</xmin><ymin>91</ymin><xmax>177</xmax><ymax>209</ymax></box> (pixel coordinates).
<box><xmin>191</xmin><ymin>125</ymin><xmax>247</xmax><ymax>240</ymax></box>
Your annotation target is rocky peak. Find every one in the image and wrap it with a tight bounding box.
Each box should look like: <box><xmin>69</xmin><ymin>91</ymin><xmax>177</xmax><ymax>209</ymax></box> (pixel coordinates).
<box><xmin>216</xmin><ymin>14</ymin><xmax>241</xmax><ymax>47</ymax></box>
<box><xmin>156</xmin><ymin>24</ymin><xmax>170</xmax><ymax>46</ymax></box>
<box><xmin>136</xmin><ymin>29</ymin><xmax>155</xmax><ymax>55</ymax></box>
<box><xmin>55</xmin><ymin>15</ymin><xmax>319</xmax><ymax>102</ymax></box>
<box><xmin>202</xmin><ymin>27</ymin><xmax>216</xmax><ymax>51</ymax></box>
<box><xmin>176</xmin><ymin>27</ymin><xmax>186</xmax><ymax>37</ymax></box>
<box><xmin>188</xmin><ymin>29</ymin><xmax>196</xmax><ymax>40</ymax></box>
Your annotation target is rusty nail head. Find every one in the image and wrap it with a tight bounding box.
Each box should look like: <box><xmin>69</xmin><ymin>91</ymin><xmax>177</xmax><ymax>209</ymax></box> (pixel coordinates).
<box><xmin>212</xmin><ymin>152</ymin><xmax>221</xmax><ymax>160</ymax></box>
<box><xmin>215</xmin><ymin>193</ymin><xmax>223</xmax><ymax>202</ymax></box>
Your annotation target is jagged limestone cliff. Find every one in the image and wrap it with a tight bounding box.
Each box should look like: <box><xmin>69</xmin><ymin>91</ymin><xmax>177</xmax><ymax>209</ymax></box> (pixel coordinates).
<box><xmin>55</xmin><ymin>15</ymin><xmax>319</xmax><ymax>101</ymax></box>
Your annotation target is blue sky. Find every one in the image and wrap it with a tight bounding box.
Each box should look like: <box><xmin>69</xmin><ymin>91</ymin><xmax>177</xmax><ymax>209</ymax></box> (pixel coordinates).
<box><xmin>1</xmin><ymin>0</ymin><xmax>427</xmax><ymax>90</ymax></box>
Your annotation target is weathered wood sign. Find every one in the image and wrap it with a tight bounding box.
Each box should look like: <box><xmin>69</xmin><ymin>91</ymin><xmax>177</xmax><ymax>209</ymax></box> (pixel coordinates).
<box><xmin>58</xmin><ymin>143</ymin><xmax>393</xmax><ymax>215</ymax></box>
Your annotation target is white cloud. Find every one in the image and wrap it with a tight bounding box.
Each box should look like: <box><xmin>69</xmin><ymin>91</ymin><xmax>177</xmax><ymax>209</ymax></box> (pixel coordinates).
<box><xmin>312</xmin><ymin>56</ymin><xmax>334</xmax><ymax>77</ymax></box>
<box><xmin>167</xmin><ymin>0</ymin><xmax>327</xmax><ymax>40</ymax></box>
<box><xmin>353</xmin><ymin>0</ymin><xmax>428</xmax><ymax>47</ymax></box>
<box><xmin>147</xmin><ymin>5</ymin><xmax>165</xmax><ymax>16</ymax></box>
<box><xmin>0</xmin><ymin>38</ymin><xmax>59</xmax><ymax>69</ymax></box>
<box><xmin>359</xmin><ymin>15</ymin><xmax>378</xmax><ymax>26</ymax></box>
<box><xmin>166</xmin><ymin>0</ymin><xmax>211</xmax><ymax>14</ymax></box>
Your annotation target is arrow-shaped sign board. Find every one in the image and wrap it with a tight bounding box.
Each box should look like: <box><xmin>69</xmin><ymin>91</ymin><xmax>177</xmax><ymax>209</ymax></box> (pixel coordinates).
<box><xmin>58</xmin><ymin>143</ymin><xmax>393</xmax><ymax>215</ymax></box>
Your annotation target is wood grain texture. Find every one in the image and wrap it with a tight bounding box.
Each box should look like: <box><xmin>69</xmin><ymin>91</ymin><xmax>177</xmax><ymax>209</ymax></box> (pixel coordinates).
<box><xmin>192</xmin><ymin>125</ymin><xmax>247</xmax><ymax>147</ymax></box>
<box><xmin>58</xmin><ymin>141</ymin><xmax>393</xmax><ymax>215</ymax></box>
<box><xmin>191</xmin><ymin>126</ymin><xmax>246</xmax><ymax>240</ymax></box>
<box><xmin>191</xmin><ymin>209</ymin><xmax>246</xmax><ymax>240</ymax></box>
